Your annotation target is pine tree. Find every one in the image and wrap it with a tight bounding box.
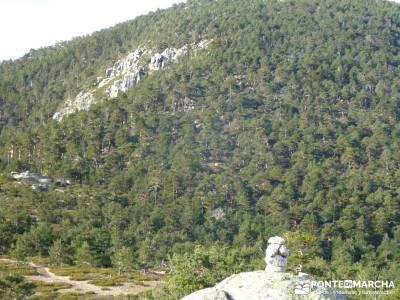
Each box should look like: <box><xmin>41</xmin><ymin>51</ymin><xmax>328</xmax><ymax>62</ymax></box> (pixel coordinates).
<box><xmin>49</xmin><ymin>240</ymin><xmax>68</xmax><ymax>266</ymax></box>
<box><xmin>111</xmin><ymin>246</ymin><xmax>135</xmax><ymax>275</ymax></box>
<box><xmin>75</xmin><ymin>241</ymin><xmax>92</xmax><ymax>266</ymax></box>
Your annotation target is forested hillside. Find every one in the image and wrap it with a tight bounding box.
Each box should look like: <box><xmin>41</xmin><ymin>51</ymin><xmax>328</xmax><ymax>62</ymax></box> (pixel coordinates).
<box><xmin>1</xmin><ymin>0</ymin><xmax>400</xmax><ymax>299</ymax></box>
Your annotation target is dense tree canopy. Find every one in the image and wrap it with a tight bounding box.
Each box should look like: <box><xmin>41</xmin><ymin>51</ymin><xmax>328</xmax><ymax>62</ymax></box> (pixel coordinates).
<box><xmin>1</xmin><ymin>0</ymin><xmax>400</xmax><ymax>298</ymax></box>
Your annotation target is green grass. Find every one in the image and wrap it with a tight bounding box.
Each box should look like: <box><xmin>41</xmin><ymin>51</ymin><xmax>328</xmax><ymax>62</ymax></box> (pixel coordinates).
<box><xmin>32</xmin><ymin>281</ymin><xmax>72</xmax><ymax>293</ymax></box>
<box><xmin>51</xmin><ymin>265</ymin><xmax>120</xmax><ymax>281</ymax></box>
<box><xmin>0</xmin><ymin>259</ymin><xmax>38</xmax><ymax>276</ymax></box>
<box><xmin>30</xmin><ymin>290</ymin><xmax>118</xmax><ymax>300</ymax></box>
<box><xmin>0</xmin><ymin>261</ymin><xmax>61</xmax><ymax>300</ymax></box>
<box><xmin>88</xmin><ymin>277</ymin><xmax>124</xmax><ymax>287</ymax></box>
<box><xmin>50</xmin><ymin>264</ymin><xmax>162</xmax><ymax>287</ymax></box>
<box><xmin>0</xmin><ymin>257</ymin><xmax>163</xmax><ymax>298</ymax></box>
<box><xmin>131</xmin><ymin>271</ymin><xmax>161</xmax><ymax>282</ymax></box>
<box><xmin>31</xmin><ymin>293</ymin><xmax>116</xmax><ymax>300</ymax></box>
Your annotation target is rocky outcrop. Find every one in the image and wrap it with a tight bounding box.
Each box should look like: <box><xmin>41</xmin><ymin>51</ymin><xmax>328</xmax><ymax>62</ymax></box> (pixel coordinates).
<box><xmin>53</xmin><ymin>40</ymin><xmax>211</xmax><ymax>121</ymax></box>
<box><xmin>182</xmin><ymin>288</ymin><xmax>230</xmax><ymax>300</ymax></box>
<box><xmin>181</xmin><ymin>236</ymin><xmax>347</xmax><ymax>300</ymax></box>
<box><xmin>108</xmin><ymin>70</ymin><xmax>144</xmax><ymax>98</ymax></box>
<box><xmin>11</xmin><ymin>171</ymin><xmax>52</xmax><ymax>190</ymax></box>
<box><xmin>211</xmin><ymin>207</ymin><xmax>226</xmax><ymax>221</ymax></box>
<box><xmin>103</xmin><ymin>41</ymin><xmax>209</xmax><ymax>99</ymax></box>
<box><xmin>53</xmin><ymin>91</ymin><xmax>95</xmax><ymax>121</ymax></box>
<box><xmin>183</xmin><ymin>271</ymin><xmax>347</xmax><ymax>300</ymax></box>
<box><xmin>98</xmin><ymin>48</ymin><xmax>147</xmax><ymax>98</ymax></box>
<box><xmin>149</xmin><ymin>46</ymin><xmax>186</xmax><ymax>70</ymax></box>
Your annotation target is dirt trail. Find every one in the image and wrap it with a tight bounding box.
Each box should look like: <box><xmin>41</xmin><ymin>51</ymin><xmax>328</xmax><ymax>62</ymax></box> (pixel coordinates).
<box><xmin>0</xmin><ymin>258</ymin><xmax>157</xmax><ymax>296</ymax></box>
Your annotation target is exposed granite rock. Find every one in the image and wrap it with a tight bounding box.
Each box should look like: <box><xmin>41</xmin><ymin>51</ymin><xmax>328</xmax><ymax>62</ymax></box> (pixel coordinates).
<box><xmin>181</xmin><ymin>236</ymin><xmax>347</xmax><ymax>300</ymax></box>
<box><xmin>182</xmin><ymin>288</ymin><xmax>229</xmax><ymax>300</ymax></box>
<box><xmin>105</xmin><ymin>49</ymin><xmax>144</xmax><ymax>79</ymax></box>
<box><xmin>55</xmin><ymin>178</ymin><xmax>71</xmax><ymax>187</ymax></box>
<box><xmin>182</xmin><ymin>271</ymin><xmax>347</xmax><ymax>300</ymax></box>
<box><xmin>108</xmin><ymin>69</ymin><xmax>144</xmax><ymax>98</ymax></box>
<box><xmin>149</xmin><ymin>46</ymin><xmax>186</xmax><ymax>70</ymax></box>
<box><xmin>53</xmin><ymin>91</ymin><xmax>95</xmax><ymax>121</ymax></box>
<box><xmin>211</xmin><ymin>207</ymin><xmax>226</xmax><ymax>221</ymax></box>
<box><xmin>99</xmin><ymin>48</ymin><xmax>146</xmax><ymax>98</ymax></box>
<box><xmin>265</xmin><ymin>236</ymin><xmax>289</xmax><ymax>273</ymax></box>
<box><xmin>53</xmin><ymin>40</ymin><xmax>211</xmax><ymax>121</ymax></box>
<box><xmin>11</xmin><ymin>171</ymin><xmax>52</xmax><ymax>190</ymax></box>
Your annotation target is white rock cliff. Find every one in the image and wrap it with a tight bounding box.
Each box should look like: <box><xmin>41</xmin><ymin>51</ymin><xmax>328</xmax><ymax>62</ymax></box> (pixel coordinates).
<box><xmin>53</xmin><ymin>40</ymin><xmax>211</xmax><ymax>121</ymax></box>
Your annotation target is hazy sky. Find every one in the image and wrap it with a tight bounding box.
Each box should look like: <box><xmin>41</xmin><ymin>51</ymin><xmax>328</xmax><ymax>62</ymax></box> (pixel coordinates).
<box><xmin>2</xmin><ymin>0</ymin><xmax>400</xmax><ymax>61</ymax></box>
<box><xmin>0</xmin><ymin>0</ymin><xmax>185</xmax><ymax>61</ymax></box>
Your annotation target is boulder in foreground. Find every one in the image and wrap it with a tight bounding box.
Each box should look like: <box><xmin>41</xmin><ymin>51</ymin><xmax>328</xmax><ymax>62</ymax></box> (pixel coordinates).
<box><xmin>181</xmin><ymin>236</ymin><xmax>347</xmax><ymax>300</ymax></box>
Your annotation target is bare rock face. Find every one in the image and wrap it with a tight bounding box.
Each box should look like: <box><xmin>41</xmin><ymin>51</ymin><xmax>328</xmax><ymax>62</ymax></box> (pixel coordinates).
<box><xmin>53</xmin><ymin>40</ymin><xmax>211</xmax><ymax>121</ymax></box>
<box><xmin>149</xmin><ymin>46</ymin><xmax>186</xmax><ymax>70</ymax></box>
<box><xmin>11</xmin><ymin>171</ymin><xmax>52</xmax><ymax>190</ymax></box>
<box><xmin>181</xmin><ymin>236</ymin><xmax>347</xmax><ymax>300</ymax></box>
<box><xmin>53</xmin><ymin>91</ymin><xmax>95</xmax><ymax>121</ymax></box>
<box><xmin>99</xmin><ymin>49</ymin><xmax>147</xmax><ymax>98</ymax></box>
<box><xmin>108</xmin><ymin>69</ymin><xmax>144</xmax><ymax>98</ymax></box>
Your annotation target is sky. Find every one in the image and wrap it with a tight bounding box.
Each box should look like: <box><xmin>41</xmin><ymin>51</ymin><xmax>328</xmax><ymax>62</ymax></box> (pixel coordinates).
<box><xmin>2</xmin><ymin>0</ymin><xmax>400</xmax><ymax>61</ymax></box>
<box><xmin>0</xmin><ymin>0</ymin><xmax>185</xmax><ymax>61</ymax></box>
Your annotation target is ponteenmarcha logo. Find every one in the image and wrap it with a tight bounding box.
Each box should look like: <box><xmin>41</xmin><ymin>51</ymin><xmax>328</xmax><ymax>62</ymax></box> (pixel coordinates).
<box><xmin>294</xmin><ymin>281</ymin><xmax>311</xmax><ymax>295</ymax></box>
<box><xmin>295</xmin><ymin>280</ymin><xmax>395</xmax><ymax>295</ymax></box>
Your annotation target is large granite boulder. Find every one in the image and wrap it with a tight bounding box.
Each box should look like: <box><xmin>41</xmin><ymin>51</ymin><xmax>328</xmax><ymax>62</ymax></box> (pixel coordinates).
<box><xmin>182</xmin><ymin>288</ymin><xmax>230</xmax><ymax>300</ymax></box>
<box><xmin>181</xmin><ymin>236</ymin><xmax>347</xmax><ymax>300</ymax></box>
